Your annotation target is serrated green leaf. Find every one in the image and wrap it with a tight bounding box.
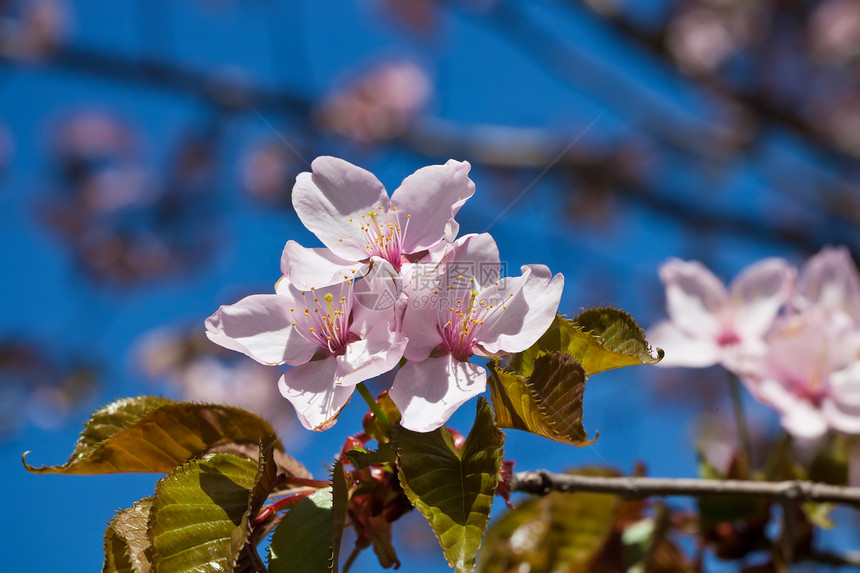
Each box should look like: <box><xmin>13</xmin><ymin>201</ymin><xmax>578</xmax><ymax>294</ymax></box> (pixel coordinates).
<box><xmin>331</xmin><ymin>459</ymin><xmax>350</xmax><ymax>573</ymax></box>
<box><xmin>268</xmin><ymin>487</ymin><xmax>339</xmax><ymax>573</ymax></box>
<box><xmin>234</xmin><ymin>434</ymin><xmax>283</xmax><ymax>572</ymax></box>
<box><xmin>148</xmin><ymin>453</ymin><xmax>259</xmax><ymax>573</ymax></box>
<box><xmin>507</xmin><ymin>311</ymin><xmax>662</xmax><ymax>379</ymax></box>
<box><xmin>476</xmin><ymin>468</ymin><xmax>619</xmax><ymax>573</ymax></box>
<box><xmin>345</xmin><ymin>442</ymin><xmax>396</xmax><ymax>469</ymax></box>
<box><xmin>393</xmin><ymin>398</ymin><xmax>504</xmax><ymax>573</ymax></box>
<box><xmin>23</xmin><ymin>396</ymin><xmax>283</xmax><ymax>474</ymax></box>
<box><xmin>103</xmin><ymin>497</ymin><xmax>153</xmax><ymax>573</ymax></box>
<box><xmin>488</xmin><ymin>353</ymin><xmax>593</xmax><ymax>446</ymax></box>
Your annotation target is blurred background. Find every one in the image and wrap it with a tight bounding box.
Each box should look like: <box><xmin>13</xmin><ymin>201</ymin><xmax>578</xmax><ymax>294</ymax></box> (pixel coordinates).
<box><xmin>3</xmin><ymin>0</ymin><xmax>860</xmax><ymax>570</ymax></box>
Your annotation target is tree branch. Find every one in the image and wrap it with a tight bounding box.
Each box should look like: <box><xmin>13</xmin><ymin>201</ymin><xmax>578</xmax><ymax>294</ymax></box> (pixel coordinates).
<box><xmin>512</xmin><ymin>470</ymin><xmax>860</xmax><ymax>507</ymax></box>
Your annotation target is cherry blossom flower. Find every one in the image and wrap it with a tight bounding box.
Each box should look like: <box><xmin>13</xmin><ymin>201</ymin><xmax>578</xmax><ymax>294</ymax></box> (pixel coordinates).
<box><xmin>389</xmin><ymin>233</ymin><xmax>564</xmax><ymax>432</ymax></box>
<box><xmin>648</xmin><ymin>257</ymin><xmax>795</xmax><ymax>374</ymax></box>
<box><xmin>747</xmin><ymin>309</ymin><xmax>860</xmax><ymax>440</ymax></box>
<box><xmin>281</xmin><ymin>156</ymin><xmax>475</xmax><ymax>289</ymax></box>
<box><xmin>205</xmin><ymin>269</ymin><xmax>406</xmax><ymax>431</ymax></box>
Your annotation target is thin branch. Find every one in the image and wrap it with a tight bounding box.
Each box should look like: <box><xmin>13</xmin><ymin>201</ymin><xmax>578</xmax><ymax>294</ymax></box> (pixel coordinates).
<box><xmin>10</xmin><ymin>44</ymin><xmax>860</xmax><ymax>259</ymax></box>
<box><xmin>512</xmin><ymin>470</ymin><xmax>860</xmax><ymax>507</ymax></box>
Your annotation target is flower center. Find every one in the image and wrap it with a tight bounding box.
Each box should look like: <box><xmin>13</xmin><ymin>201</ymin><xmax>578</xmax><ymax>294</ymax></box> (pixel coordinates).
<box><xmin>290</xmin><ymin>285</ymin><xmax>353</xmax><ymax>355</ymax></box>
<box><xmin>349</xmin><ymin>205</ymin><xmax>411</xmax><ymax>270</ymax></box>
<box><xmin>438</xmin><ymin>281</ymin><xmax>515</xmax><ymax>360</ymax></box>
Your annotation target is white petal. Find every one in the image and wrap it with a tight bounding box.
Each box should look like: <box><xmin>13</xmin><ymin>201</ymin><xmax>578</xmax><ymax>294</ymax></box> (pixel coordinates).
<box><xmin>335</xmin><ymin>321</ymin><xmax>407</xmax><ymax>386</ymax></box>
<box><xmin>280</xmin><ymin>240</ymin><xmax>366</xmax><ymax>289</ymax></box>
<box><xmin>757</xmin><ymin>378</ymin><xmax>828</xmax><ymax>440</ymax></box>
<box><xmin>350</xmin><ymin>257</ymin><xmax>403</xmax><ymax>336</ymax></box>
<box><xmin>401</xmin><ymin>298</ymin><xmax>444</xmax><ymax>361</ymax></box>
<box><xmin>204</xmin><ymin>294</ymin><xmax>318</xmax><ymax>366</ymax></box>
<box><xmin>659</xmin><ymin>258</ymin><xmax>727</xmax><ymax>337</ymax></box>
<box><xmin>390</xmin><ymin>160</ymin><xmax>475</xmax><ymax>253</ymax></box>
<box><xmin>437</xmin><ymin>233</ymin><xmax>501</xmax><ymax>290</ymax></box>
<box><xmin>646</xmin><ymin>320</ymin><xmax>721</xmax><ymax>368</ymax></box>
<box><xmin>730</xmin><ymin>257</ymin><xmax>795</xmax><ymax>339</ymax></box>
<box><xmin>389</xmin><ymin>356</ymin><xmax>487</xmax><ymax>432</ymax></box>
<box><xmin>477</xmin><ymin>265</ymin><xmax>563</xmax><ymax>355</ymax></box>
<box><xmin>796</xmin><ymin>245</ymin><xmax>860</xmax><ymax>320</ymax></box>
<box><xmin>292</xmin><ymin>156</ymin><xmax>389</xmax><ymax>259</ymax></box>
<box><xmin>823</xmin><ymin>362</ymin><xmax>860</xmax><ymax>434</ymax></box>
<box><xmin>278</xmin><ymin>357</ymin><xmax>354</xmax><ymax>431</ymax></box>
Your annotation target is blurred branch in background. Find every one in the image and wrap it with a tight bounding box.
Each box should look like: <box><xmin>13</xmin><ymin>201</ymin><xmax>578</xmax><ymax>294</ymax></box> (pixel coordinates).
<box><xmin>5</xmin><ymin>29</ymin><xmax>860</xmax><ymax>268</ymax></box>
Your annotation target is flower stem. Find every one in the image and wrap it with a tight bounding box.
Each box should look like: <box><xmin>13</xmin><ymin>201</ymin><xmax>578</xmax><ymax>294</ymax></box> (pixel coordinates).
<box><xmin>356</xmin><ymin>382</ymin><xmax>392</xmax><ymax>436</ymax></box>
<box><xmin>727</xmin><ymin>371</ymin><xmax>754</xmax><ymax>467</ymax></box>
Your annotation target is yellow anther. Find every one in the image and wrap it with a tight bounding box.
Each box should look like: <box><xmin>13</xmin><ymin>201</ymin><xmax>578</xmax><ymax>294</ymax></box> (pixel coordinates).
<box><xmin>392</xmin><ymin>206</ymin><xmax>398</xmax><ymax>211</ymax></box>
<box><xmin>310</xmin><ymin>327</ymin><xmax>315</xmax><ymax>332</ymax></box>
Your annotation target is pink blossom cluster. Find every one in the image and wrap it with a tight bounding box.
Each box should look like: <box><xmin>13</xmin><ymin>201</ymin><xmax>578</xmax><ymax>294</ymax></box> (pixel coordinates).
<box><xmin>649</xmin><ymin>247</ymin><xmax>860</xmax><ymax>440</ymax></box>
<box><xmin>206</xmin><ymin>157</ymin><xmax>563</xmax><ymax>432</ymax></box>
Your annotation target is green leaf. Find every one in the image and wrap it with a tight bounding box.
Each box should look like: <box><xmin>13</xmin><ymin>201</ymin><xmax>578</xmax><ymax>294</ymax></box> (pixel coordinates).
<box><xmin>345</xmin><ymin>442</ymin><xmax>396</xmax><ymax>469</ymax></box>
<box><xmin>23</xmin><ymin>396</ymin><xmax>283</xmax><ymax>474</ymax></box>
<box><xmin>268</xmin><ymin>486</ymin><xmax>340</xmax><ymax>573</ymax></box>
<box><xmin>507</xmin><ymin>311</ymin><xmax>662</xmax><ymax>378</ymax></box>
<box><xmin>235</xmin><ymin>434</ymin><xmax>284</xmax><ymax>572</ymax></box>
<box><xmin>331</xmin><ymin>460</ymin><xmax>350</xmax><ymax>573</ymax></box>
<box><xmin>488</xmin><ymin>353</ymin><xmax>594</xmax><ymax>446</ymax></box>
<box><xmin>148</xmin><ymin>453</ymin><xmax>259</xmax><ymax>573</ymax></box>
<box><xmin>393</xmin><ymin>398</ymin><xmax>504</xmax><ymax>573</ymax></box>
<box><xmin>103</xmin><ymin>497</ymin><xmax>153</xmax><ymax>573</ymax></box>
<box><xmin>809</xmin><ymin>433</ymin><xmax>849</xmax><ymax>486</ymax></box>
<box><xmin>476</xmin><ymin>468</ymin><xmax>620</xmax><ymax>573</ymax></box>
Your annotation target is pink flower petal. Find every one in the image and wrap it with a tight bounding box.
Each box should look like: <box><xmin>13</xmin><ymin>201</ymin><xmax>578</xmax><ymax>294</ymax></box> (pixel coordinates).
<box><xmin>438</xmin><ymin>233</ymin><xmax>501</xmax><ymax>289</ymax></box>
<box><xmin>730</xmin><ymin>257</ymin><xmax>795</xmax><ymax>339</ymax></box>
<box><xmin>647</xmin><ymin>320</ymin><xmax>721</xmax><ymax>368</ymax></box>
<box><xmin>280</xmin><ymin>240</ymin><xmax>366</xmax><ymax>289</ymax></box>
<box><xmin>390</xmin><ymin>160</ymin><xmax>475</xmax><ymax>253</ymax></box>
<box><xmin>796</xmin><ymin>245</ymin><xmax>860</xmax><ymax>320</ymax></box>
<box><xmin>401</xmin><ymin>300</ymin><xmax>444</xmax><ymax>361</ymax></box>
<box><xmin>335</xmin><ymin>320</ymin><xmax>407</xmax><ymax>386</ymax></box>
<box><xmin>659</xmin><ymin>258</ymin><xmax>727</xmax><ymax>337</ymax></box>
<box><xmin>351</xmin><ymin>257</ymin><xmax>403</xmax><ymax>336</ymax></box>
<box><xmin>477</xmin><ymin>264</ymin><xmax>563</xmax><ymax>356</ymax></box>
<box><xmin>204</xmin><ymin>294</ymin><xmax>318</xmax><ymax>366</ymax></box>
<box><xmin>823</xmin><ymin>362</ymin><xmax>860</xmax><ymax>434</ymax></box>
<box><xmin>389</xmin><ymin>355</ymin><xmax>487</xmax><ymax>432</ymax></box>
<box><xmin>278</xmin><ymin>357</ymin><xmax>355</xmax><ymax>431</ymax></box>
<box><xmin>292</xmin><ymin>156</ymin><xmax>390</xmax><ymax>260</ymax></box>
<box><xmin>757</xmin><ymin>378</ymin><xmax>828</xmax><ymax>440</ymax></box>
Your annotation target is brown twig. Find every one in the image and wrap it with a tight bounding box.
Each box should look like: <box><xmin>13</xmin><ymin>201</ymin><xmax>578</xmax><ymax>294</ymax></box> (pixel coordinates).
<box><xmin>512</xmin><ymin>470</ymin><xmax>860</xmax><ymax>507</ymax></box>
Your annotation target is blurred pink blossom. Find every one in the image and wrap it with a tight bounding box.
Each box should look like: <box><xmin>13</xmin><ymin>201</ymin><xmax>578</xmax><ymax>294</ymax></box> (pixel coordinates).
<box><xmin>809</xmin><ymin>0</ymin><xmax>860</xmax><ymax>64</ymax></box>
<box><xmin>0</xmin><ymin>0</ymin><xmax>67</xmax><ymax>61</ymax></box>
<box><xmin>317</xmin><ymin>61</ymin><xmax>432</xmax><ymax>143</ymax></box>
<box><xmin>648</xmin><ymin>257</ymin><xmax>795</xmax><ymax>374</ymax></box>
<box><xmin>747</xmin><ymin>309</ymin><xmax>860</xmax><ymax>440</ymax></box>
<box><xmin>238</xmin><ymin>141</ymin><xmax>297</xmax><ymax>204</ymax></box>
